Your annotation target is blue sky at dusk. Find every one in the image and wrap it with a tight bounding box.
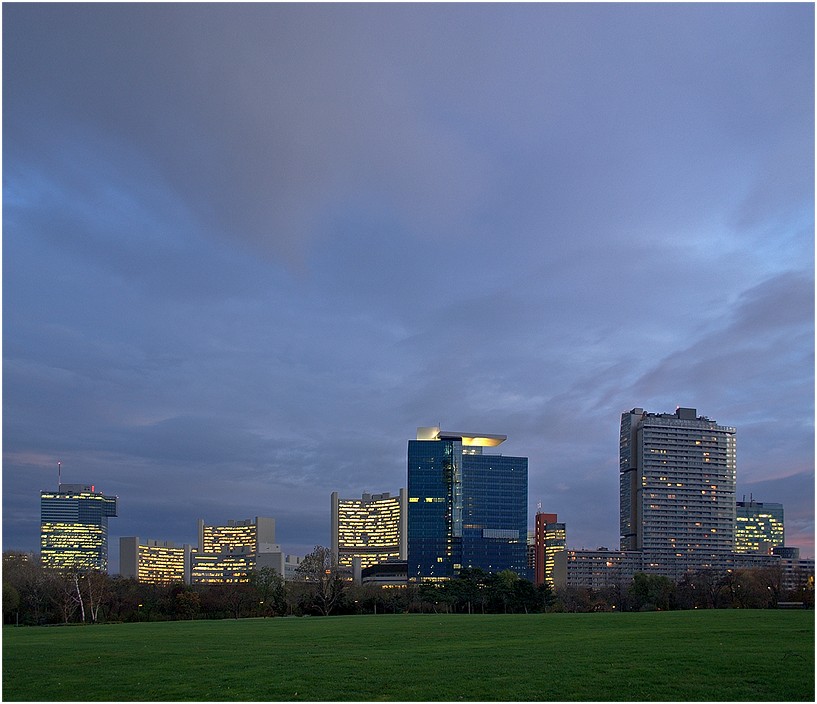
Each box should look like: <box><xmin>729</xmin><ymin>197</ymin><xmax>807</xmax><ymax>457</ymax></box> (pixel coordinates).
<box><xmin>3</xmin><ymin>3</ymin><xmax>814</xmax><ymax>567</ymax></box>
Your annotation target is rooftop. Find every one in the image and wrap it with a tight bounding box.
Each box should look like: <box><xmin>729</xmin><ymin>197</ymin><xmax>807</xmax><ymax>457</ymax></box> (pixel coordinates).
<box><xmin>416</xmin><ymin>426</ymin><xmax>507</xmax><ymax>447</ymax></box>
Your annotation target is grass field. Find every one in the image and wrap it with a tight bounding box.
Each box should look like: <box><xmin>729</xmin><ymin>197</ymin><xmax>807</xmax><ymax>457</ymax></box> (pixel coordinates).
<box><xmin>3</xmin><ymin>610</ymin><xmax>814</xmax><ymax>701</ymax></box>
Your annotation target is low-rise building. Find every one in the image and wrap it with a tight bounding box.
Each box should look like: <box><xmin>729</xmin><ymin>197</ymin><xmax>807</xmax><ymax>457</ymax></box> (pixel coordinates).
<box><xmin>553</xmin><ymin>548</ymin><xmax>642</xmax><ymax>590</ymax></box>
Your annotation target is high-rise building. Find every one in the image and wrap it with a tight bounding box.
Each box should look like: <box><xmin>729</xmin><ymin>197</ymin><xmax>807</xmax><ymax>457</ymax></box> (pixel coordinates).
<box><xmin>533</xmin><ymin>512</ymin><xmax>566</xmax><ymax>587</ymax></box>
<box><xmin>119</xmin><ymin>537</ymin><xmax>192</xmax><ymax>584</ymax></box>
<box><xmin>735</xmin><ymin>500</ymin><xmax>784</xmax><ymax>554</ymax></box>
<box><xmin>331</xmin><ymin>490</ymin><xmax>407</xmax><ymax>569</ymax></box>
<box><xmin>620</xmin><ymin>407</ymin><xmax>736</xmax><ymax>577</ymax></box>
<box><xmin>407</xmin><ymin>427</ymin><xmax>528</xmax><ymax>580</ymax></box>
<box><xmin>40</xmin><ymin>484</ymin><xmax>118</xmax><ymax>572</ymax></box>
<box><xmin>191</xmin><ymin>516</ymin><xmax>289</xmax><ymax>583</ymax></box>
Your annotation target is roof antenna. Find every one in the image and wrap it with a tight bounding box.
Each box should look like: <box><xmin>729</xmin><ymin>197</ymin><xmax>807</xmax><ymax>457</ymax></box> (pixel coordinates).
<box><xmin>57</xmin><ymin>461</ymin><xmax>61</xmax><ymax>489</ymax></box>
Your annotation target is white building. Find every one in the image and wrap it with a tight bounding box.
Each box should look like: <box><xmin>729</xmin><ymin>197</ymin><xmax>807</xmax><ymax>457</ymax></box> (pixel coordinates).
<box><xmin>620</xmin><ymin>407</ymin><xmax>736</xmax><ymax>578</ymax></box>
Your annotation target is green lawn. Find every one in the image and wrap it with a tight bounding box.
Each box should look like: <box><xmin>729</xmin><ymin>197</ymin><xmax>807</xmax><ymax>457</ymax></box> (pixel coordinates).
<box><xmin>3</xmin><ymin>610</ymin><xmax>814</xmax><ymax>701</ymax></box>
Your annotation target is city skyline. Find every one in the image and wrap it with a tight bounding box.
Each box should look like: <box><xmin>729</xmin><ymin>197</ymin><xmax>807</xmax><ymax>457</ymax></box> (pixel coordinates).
<box><xmin>4</xmin><ymin>4</ymin><xmax>814</xmax><ymax>563</ymax></box>
<box><xmin>23</xmin><ymin>412</ymin><xmax>815</xmax><ymax>573</ymax></box>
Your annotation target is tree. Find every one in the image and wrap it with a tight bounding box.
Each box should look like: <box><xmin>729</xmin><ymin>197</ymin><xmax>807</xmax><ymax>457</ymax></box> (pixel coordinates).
<box><xmin>106</xmin><ymin>577</ymin><xmax>141</xmax><ymax>622</ymax></box>
<box><xmin>595</xmin><ymin>582</ymin><xmax>625</xmax><ymax>612</ymax></box>
<box><xmin>512</xmin><ymin>578</ymin><xmax>539</xmax><ymax>614</ymax></box>
<box><xmin>456</xmin><ymin>568</ymin><xmax>489</xmax><ymax>614</ymax></box>
<box><xmin>295</xmin><ymin>546</ymin><xmax>344</xmax><ymax>616</ymax></box>
<box><xmin>83</xmin><ymin>570</ymin><xmax>111</xmax><ymax>623</ymax></box>
<box><xmin>681</xmin><ymin>569</ymin><xmax>722</xmax><ymax>609</ymax></box>
<box><xmin>536</xmin><ymin>581</ymin><xmax>556</xmax><ymax>612</ymax></box>
<box><xmin>249</xmin><ymin>566</ymin><xmax>287</xmax><ymax>616</ymax></box>
<box><xmin>491</xmin><ymin>570</ymin><xmax>520</xmax><ymax>613</ymax></box>
<box><xmin>4</xmin><ymin>552</ymin><xmax>53</xmax><ymax>624</ymax></box>
<box><xmin>47</xmin><ymin>571</ymin><xmax>79</xmax><ymax>624</ymax></box>
<box><xmin>752</xmin><ymin>566</ymin><xmax>783</xmax><ymax>608</ymax></box>
<box><xmin>3</xmin><ymin>581</ymin><xmax>20</xmax><ymax>624</ymax></box>
<box><xmin>212</xmin><ymin>583</ymin><xmax>257</xmax><ymax>619</ymax></box>
<box><xmin>71</xmin><ymin>571</ymin><xmax>87</xmax><ymax>622</ymax></box>
<box><xmin>628</xmin><ymin>573</ymin><xmax>675</xmax><ymax>611</ymax></box>
<box><xmin>552</xmin><ymin>586</ymin><xmax>593</xmax><ymax>612</ymax></box>
<box><xmin>418</xmin><ymin>581</ymin><xmax>444</xmax><ymax>613</ymax></box>
<box><xmin>175</xmin><ymin>590</ymin><xmax>201</xmax><ymax>620</ymax></box>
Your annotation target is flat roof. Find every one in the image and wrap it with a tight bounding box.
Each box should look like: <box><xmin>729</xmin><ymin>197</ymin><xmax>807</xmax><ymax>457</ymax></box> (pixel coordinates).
<box><xmin>416</xmin><ymin>426</ymin><xmax>507</xmax><ymax>447</ymax></box>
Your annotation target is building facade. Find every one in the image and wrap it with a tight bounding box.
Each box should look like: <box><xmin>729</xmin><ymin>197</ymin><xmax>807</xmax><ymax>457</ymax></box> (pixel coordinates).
<box><xmin>331</xmin><ymin>490</ymin><xmax>407</xmax><ymax>569</ymax></box>
<box><xmin>120</xmin><ymin>537</ymin><xmax>191</xmax><ymax>584</ymax></box>
<box><xmin>735</xmin><ymin>500</ymin><xmax>784</xmax><ymax>554</ymax></box>
<box><xmin>554</xmin><ymin>548</ymin><xmax>643</xmax><ymax>590</ymax></box>
<box><xmin>620</xmin><ymin>407</ymin><xmax>736</xmax><ymax>578</ymax></box>
<box><xmin>771</xmin><ymin>547</ymin><xmax>815</xmax><ymax>593</ymax></box>
<box><xmin>533</xmin><ymin>512</ymin><xmax>566</xmax><ymax>587</ymax></box>
<box><xmin>407</xmin><ymin>427</ymin><xmax>528</xmax><ymax>580</ymax></box>
<box><xmin>191</xmin><ymin>516</ymin><xmax>290</xmax><ymax>583</ymax></box>
<box><xmin>552</xmin><ymin>407</ymin><xmax>813</xmax><ymax>591</ymax></box>
<box><xmin>40</xmin><ymin>484</ymin><xmax>118</xmax><ymax>572</ymax></box>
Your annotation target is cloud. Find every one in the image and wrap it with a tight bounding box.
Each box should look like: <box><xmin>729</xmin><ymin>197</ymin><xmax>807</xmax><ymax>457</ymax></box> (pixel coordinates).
<box><xmin>627</xmin><ymin>270</ymin><xmax>813</xmax><ymax>418</ymax></box>
<box><xmin>3</xmin><ymin>3</ymin><xmax>813</xmax><ymax>561</ymax></box>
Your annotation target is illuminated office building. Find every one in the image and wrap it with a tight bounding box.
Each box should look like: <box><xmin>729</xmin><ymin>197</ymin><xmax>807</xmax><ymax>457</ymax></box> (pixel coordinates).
<box><xmin>191</xmin><ymin>516</ymin><xmax>291</xmax><ymax>583</ymax></box>
<box><xmin>735</xmin><ymin>500</ymin><xmax>784</xmax><ymax>554</ymax></box>
<box><xmin>198</xmin><ymin>516</ymin><xmax>276</xmax><ymax>553</ymax></box>
<box><xmin>407</xmin><ymin>427</ymin><xmax>528</xmax><ymax>580</ymax></box>
<box><xmin>119</xmin><ymin>537</ymin><xmax>191</xmax><ymax>584</ymax></box>
<box><xmin>331</xmin><ymin>490</ymin><xmax>407</xmax><ymax>569</ymax></box>
<box><xmin>40</xmin><ymin>484</ymin><xmax>118</xmax><ymax>572</ymax></box>
<box><xmin>620</xmin><ymin>407</ymin><xmax>737</xmax><ymax>577</ymax></box>
<box><xmin>533</xmin><ymin>512</ymin><xmax>566</xmax><ymax>587</ymax></box>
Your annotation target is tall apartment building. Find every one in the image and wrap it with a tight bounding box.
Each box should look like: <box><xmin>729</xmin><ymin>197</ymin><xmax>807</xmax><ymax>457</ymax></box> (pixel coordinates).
<box><xmin>331</xmin><ymin>490</ymin><xmax>407</xmax><ymax>569</ymax></box>
<box><xmin>191</xmin><ymin>516</ymin><xmax>292</xmax><ymax>583</ymax></box>
<box><xmin>533</xmin><ymin>511</ymin><xmax>566</xmax><ymax>587</ymax></box>
<box><xmin>735</xmin><ymin>500</ymin><xmax>784</xmax><ymax>554</ymax></box>
<box><xmin>620</xmin><ymin>407</ymin><xmax>737</xmax><ymax>577</ymax></box>
<box><xmin>119</xmin><ymin>537</ymin><xmax>192</xmax><ymax>584</ymax></box>
<box><xmin>407</xmin><ymin>427</ymin><xmax>528</xmax><ymax>580</ymax></box>
<box><xmin>40</xmin><ymin>484</ymin><xmax>118</xmax><ymax>572</ymax></box>
<box><xmin>555</xmin><ymin>407</ymin><xmax>812</xmax><ymax>590</ymax></box>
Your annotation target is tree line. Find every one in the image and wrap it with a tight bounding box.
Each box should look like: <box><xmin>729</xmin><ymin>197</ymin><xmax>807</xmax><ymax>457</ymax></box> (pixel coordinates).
<box><xmin>3</xmin><ymin>546</ymin><xmax>812</xmax><ymax>626</ymax></box>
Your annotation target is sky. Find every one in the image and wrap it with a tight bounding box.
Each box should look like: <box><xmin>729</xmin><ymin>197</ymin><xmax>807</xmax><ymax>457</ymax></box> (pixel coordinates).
<box><xmin>3</xmin><ymin>3</ymin><xmax>814</xmax><ymax>570</ymax></box>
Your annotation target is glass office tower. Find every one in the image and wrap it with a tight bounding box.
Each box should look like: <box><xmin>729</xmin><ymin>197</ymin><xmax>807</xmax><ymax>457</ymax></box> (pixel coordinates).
<box><xmin>407</xmin><ymin>427</ymin><xmax>528</xmax><ymax>580</ymax></box>
<box><xmin>735</xmin><ymin>500</ymin><xmax>784</xmax><ymax>553</ymax></box>
<box><xmin>41</xmin><ymin>484</ymin><xmax>118</xmax><ymax>572</ymax></box>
